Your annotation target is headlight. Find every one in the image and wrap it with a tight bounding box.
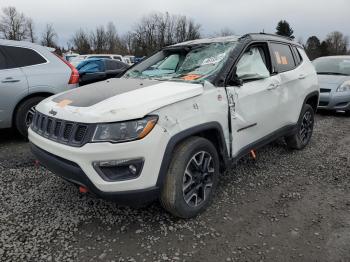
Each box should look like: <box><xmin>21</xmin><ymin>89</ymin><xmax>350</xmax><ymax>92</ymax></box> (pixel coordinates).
<box><xmin>92</xmin><ymin>115</ymin><xmax>158</xmax><ymax>143</ymax></box>
<box><xmin>337</xmin><ymin>81</ymin><xmax>350</xmax><ymax>92</ymax></box>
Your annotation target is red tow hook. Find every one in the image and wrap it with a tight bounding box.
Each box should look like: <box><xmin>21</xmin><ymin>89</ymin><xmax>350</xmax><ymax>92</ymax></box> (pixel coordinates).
<box><xmin>79</xmin><ymin>186</ymin><xmax>89</xmax><ymax>193</ymax></box>
<box><xmin>250</xmin><ymin>150</ymin><xmax>257</xmax><ymax>160</ymax></box>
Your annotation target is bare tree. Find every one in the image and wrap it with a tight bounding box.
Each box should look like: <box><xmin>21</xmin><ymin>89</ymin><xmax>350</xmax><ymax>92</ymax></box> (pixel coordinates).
<box><xmin>325</xmin><ymin>31</ymin><xmax>348</xmax><ymax>55</ymax></box>
<box><xmin>71</xmin><ymin>28</ymin><xmax>91</xmax><ymax>54</ymax></box>
<box><xmin>41</xmin><ymin>23</ymin><xmax>57</xmax><ymax>47</ymax></box>
<box><xmin>0</xmin><ymin>6</ymin><xmax>28</xmax><ymax>40</ymax></box>
<box><xmin>26</xmin><ymin>18</ymin><xmax>36</xmax><ymax>43</ymax></box>
<box><xmin>211</xmin><ymin>27</ymin><xmax>235</xmax><ymax>37</ymax></box>
<box><xmin>130</xmin><ymin>12</ymin><xmax>201</xmax><ymax>56</ymax></box>
<box><xmin>90</xmin><ymin>26</ymin><xmax>107</xmax><ymax>53</ymax></box>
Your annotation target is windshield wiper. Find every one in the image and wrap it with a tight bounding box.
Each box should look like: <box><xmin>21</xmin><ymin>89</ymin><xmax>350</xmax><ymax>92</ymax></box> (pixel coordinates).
<box><xmin>317</xmin><ymin>72</ymin><xmax>349</xmax><ymax>76</ymax></box>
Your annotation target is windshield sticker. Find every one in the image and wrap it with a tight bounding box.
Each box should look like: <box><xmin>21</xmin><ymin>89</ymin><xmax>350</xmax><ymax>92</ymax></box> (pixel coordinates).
<box><xmin>181</xmin><ymin>74</ymin><xmax>202</xmax><ymax>81</ymax></box>
<box><xmin>201</xmin><ymin>53</ymin><xmax>226</xmax><ymax>66</ymax></box>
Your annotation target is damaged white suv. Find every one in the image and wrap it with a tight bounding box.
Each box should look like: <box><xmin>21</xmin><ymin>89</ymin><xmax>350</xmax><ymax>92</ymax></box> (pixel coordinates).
<box><xmin>29</xmin><ymin>34</ymin><xmax>319</xmax><ymax>218</ymax></box>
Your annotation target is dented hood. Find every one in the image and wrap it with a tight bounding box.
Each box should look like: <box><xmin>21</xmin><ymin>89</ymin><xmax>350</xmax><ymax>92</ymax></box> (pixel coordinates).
<box><xmin>36</xmin><ymin>78</ymin><xmax>203</xmax><ymax>123</ymax></box>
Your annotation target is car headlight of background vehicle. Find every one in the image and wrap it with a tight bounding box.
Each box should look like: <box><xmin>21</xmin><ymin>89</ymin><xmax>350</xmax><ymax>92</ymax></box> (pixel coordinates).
<box><xmin>92</xmin><ymin>115</ymin><xmax>158</xmax><ymax>143</ymax></box>
<box><xmin>337</xmin><ymin>81</ymin><xmax>350</xmax><ymax>92</ymax></box>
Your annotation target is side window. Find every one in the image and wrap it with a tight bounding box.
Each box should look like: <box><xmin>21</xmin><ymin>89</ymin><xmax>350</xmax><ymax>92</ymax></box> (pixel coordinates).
<box><xmin>105</xmin><ymin>60</ymin><xmax>125</xmax><ymax>70</ymax></box>
<box><xmin>1</xmin><ymin>45</ymin><xmax>46</xmax><ymax>68</ymax></box>
<box><xmin>79</xmin><ymin>60</ymin><xmax>104</xmax><ymax>73</ymax></box>
<box><xmin>236</xmin><ymin>46</ymin><xmax>270</xmax><ymax>81</ymax></box>
<box><xmin>270</xmin><ymin>43</ymin><xmax>296</xmax><ymax>72</ymax></box>
<box><xmin>113</xmin><ymin>56</ymin><xmax>122</xmax><ymax>61</ymax></box>
<box><xmin>0</xmin><ymin>49</ymin><xmax>7</xmax><ymax>69</ymax></box>
<box><xmin>292</xmin><ymin>46</ymin><xmax>303</xmax><ymax>66</ymax></box>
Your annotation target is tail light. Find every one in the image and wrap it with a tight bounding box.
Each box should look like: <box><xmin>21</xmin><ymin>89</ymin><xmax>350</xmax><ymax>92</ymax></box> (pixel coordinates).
<box><xmin>54</xmin><ymin>53</ymin><xmax>80</xmax><ymax>85</ymax></box>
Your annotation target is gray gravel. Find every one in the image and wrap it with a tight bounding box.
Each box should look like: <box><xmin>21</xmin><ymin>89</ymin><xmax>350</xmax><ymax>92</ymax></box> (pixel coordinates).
<box><xmin>0</xmin><ymin>112</ymin><xmax>349</xmax><ymax>262</ymax></box>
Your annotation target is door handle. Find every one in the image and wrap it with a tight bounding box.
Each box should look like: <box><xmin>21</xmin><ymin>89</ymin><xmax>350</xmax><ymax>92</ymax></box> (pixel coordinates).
<box><xmin>267</xmin><ymin>82</ymin><xmax>279</xmax><ymax>90</ymax></box>
<box><xmin>298</xmin><ymin>74</ymin><xmax>306</xmax><ymax>79</ymax></box>
<box><xmin>1</xmin><ymin>77</ymin><xmax>20</xmax><ymax>83</ymax></box>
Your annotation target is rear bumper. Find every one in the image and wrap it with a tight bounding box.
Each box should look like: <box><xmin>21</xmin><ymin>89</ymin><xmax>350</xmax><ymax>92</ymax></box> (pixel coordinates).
<box><xmin>318</xmin><ymin>91</ymin><xmax>350</xmax><ymax>111</ymax></box>
<box><xmin>31</xmin><ymin>143</ymin><xmax>159</xmax><ymax>205</ymax></box>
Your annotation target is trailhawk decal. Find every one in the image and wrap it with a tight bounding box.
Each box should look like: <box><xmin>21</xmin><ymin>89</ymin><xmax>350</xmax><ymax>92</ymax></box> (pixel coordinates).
<box><xmin>52</xmin><ymin>78</ymin><xmax>159</xmax><ymax>107</ymax></box>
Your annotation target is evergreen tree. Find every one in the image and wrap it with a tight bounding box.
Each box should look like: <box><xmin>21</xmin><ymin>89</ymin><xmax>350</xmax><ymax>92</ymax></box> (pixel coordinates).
<box><xmin>305</xmin><ymin>36</ymin><xmax>321</xmax><ymax>60</ymax></box>
<box><xmin>276</xmin><ymin>20</ymin><xmax>295</xmax><ymax>39</ymax></box>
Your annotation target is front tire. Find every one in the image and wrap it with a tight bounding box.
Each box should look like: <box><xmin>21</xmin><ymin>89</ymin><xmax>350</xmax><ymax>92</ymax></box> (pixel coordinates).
<box><xmin>15</xmin><ymin>96</ymin><xmax>45</xmax><ymax>138</ymax></box>
<box><xmin>285</xmin><ymin>104</ymin><xmax>315</xmax><ymax>150</ymax></box>
<box><xmin>160</xmin><ymin>137</ymin><xmax>220</xmax><ymax>218</ymax></box>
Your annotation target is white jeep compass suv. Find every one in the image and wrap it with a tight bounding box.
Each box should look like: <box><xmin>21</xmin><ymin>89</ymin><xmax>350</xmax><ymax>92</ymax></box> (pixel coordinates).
<box><xmin>29</xmin><ymin>34</ymin><xmax>319</xmax><ymax>218</ymax></box>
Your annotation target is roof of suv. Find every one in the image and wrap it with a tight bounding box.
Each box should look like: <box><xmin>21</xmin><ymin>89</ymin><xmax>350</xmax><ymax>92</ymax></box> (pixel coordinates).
<box><xmin>170</xmin><ymin>33</ymin><xmax>302</xmax><ymax>48</ymax></box>
<box><xmin>0</xmin><ymin>39</ymin><xmax>55</xmax><ymax>52</ymax></box>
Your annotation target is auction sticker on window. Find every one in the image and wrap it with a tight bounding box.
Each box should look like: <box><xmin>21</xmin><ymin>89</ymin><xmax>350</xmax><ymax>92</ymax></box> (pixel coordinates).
<box><xmin>201</xmin><ymin>53</ymin><xmax>226</xmax><ymax>66</ymax></box>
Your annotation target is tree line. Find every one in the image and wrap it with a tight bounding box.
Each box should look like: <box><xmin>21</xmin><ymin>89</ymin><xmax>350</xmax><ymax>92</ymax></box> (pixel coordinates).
<box><xmin>276</xmin><ymin>20</ymin><xmax>349</xmax><ymax>60</ymax></box>
<box><xmin>0</xmin><ymin>6</ymin><xmax>349</xmax><ymax>59</ymax></box>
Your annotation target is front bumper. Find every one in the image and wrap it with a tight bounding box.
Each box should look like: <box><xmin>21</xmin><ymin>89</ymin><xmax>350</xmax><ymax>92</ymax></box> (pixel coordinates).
<box><xmin>28</xmin><ymin>124</ymin><xmax>170</xmax><ymax>195</ymax></box>
<box><xmin>318</xmin><ymin>91</ymin><xmax>350</xmax><ymax>111</ymax></box>
<box><xmin>31</xmin><ymin>143</ymin><xmax>159</xmax><ymax>205</ymax></box>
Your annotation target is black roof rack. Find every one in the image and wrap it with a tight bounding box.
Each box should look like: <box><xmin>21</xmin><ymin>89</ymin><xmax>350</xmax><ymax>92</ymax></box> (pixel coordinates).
<box><xmin>238</xmin><ymin>33</ymin><xmax>301</xmax><ymax>47</ymax></box>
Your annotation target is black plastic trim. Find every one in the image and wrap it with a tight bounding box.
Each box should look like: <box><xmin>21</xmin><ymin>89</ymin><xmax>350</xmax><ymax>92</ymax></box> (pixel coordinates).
<box><xmin>237</xmin><ymin>123</ymin><xmax>257</xmax><ymax>132</ymax></box>
<box><xmin>232</xmin><ymin>124</ymin><xmax>297</xmax><ymax>163</ymax></box>
<box><xmin>30</xmin><ymin>143</ymin><xmax>159</xmax><ymax>206</ymax></box>
<box><xmin>156</xmin><ymin>122</ymin><xmax>229</xmax><ymax>187</ymax></box>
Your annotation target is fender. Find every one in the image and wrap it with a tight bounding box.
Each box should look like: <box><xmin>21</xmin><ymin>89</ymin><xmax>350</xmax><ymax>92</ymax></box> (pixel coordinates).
<box><xmin>156</xmin><ymin>121</ymin><xmax>229</xmax><ymax>187</ymax></box>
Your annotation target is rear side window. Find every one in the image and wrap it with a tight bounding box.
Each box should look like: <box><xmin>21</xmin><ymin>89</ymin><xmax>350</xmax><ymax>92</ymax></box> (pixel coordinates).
<box><xmin>270</xmin><ymin>43</ymin><xmax>296</xmax><ymax>72</ymax></box>
<box><xmin>1</xmin><ymin>45</ymin><xmax>46</xmax><ymax>68</ymax></box>
<box><xmin>105</xmin><ymin>60</ymin><xmax>127</xmax><ymax>70</ymax></box>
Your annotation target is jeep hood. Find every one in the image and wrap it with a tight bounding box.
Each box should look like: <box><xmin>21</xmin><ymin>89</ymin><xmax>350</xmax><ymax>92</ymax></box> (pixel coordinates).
<box><xmin>36</xmin><ymin>78</ymin><xmax>203</xmax><ymax>123</ymax></box>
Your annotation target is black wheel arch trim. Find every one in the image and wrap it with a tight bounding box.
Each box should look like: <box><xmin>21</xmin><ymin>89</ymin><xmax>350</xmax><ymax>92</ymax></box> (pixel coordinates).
<box><xmin>156</xmin><ymin>121</ymin><xmax>229</xmax><ymax>187</ymax></box>
<box><xmin>302</xmin><ymin>90</ymin><xmax>319</xmax><ymax>112</ymax></box>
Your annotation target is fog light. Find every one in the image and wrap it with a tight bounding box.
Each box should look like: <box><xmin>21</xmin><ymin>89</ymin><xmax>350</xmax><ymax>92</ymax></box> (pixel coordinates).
<box><xmin>93</xmin><ymin>158</ymin><xmax>144</xmax><ymax>182</ymax></box>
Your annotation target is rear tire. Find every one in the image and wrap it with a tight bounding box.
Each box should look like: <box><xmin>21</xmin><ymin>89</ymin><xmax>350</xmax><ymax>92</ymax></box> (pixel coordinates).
<box><xmin>15</xmin><ymin>96</ymin><xmax>45</xmax><ymax>138</ymax></box>
<box><xmin>160</xmin><ymin>137</ymin><xmax>220</xmax><ymax>218</ymax></box>
<box><xmin>285</xmin><ymin>104</ymin><xmax>314</xmax><ymax>150</ymax></box>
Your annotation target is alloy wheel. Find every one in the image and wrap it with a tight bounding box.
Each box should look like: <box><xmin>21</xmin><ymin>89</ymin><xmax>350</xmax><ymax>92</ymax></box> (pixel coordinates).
<box><xmin>299</xmin><ymin>110</ymin><xmax>313</xmax><ymax>144</ymax></box>
<box><xmin>182</xmin><ymin>151</ymin><xmax>214</xmax><ymax>207</ymax></box>
<box><xmin>25</xmin><ymin>106</ymin><xmax>36</xmax><ymax>127</ymax></box>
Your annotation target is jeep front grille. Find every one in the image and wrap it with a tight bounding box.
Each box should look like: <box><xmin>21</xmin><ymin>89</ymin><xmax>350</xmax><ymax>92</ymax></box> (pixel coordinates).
<box><xmin>31</xmin><ymin>111</ymin><xmax>93</xmax><ymax>147</ymax></box>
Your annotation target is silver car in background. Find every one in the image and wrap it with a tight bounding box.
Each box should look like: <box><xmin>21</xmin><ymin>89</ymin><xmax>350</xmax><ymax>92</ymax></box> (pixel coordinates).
<box><xmin>0</xmin><ymin>40</ymin><xmax>79</xmax><ymax>137</ymax></box>
<box><xmin>313</xmin><ymin>56</ymin><xmax>350</xmax><ymax>115</ymax></box>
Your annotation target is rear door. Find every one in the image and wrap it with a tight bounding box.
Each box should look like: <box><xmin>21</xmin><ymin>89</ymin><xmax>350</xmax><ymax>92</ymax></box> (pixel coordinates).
<box><xmin>0</xmin><ymin>46</ymin><xmax>28</xmax><ymax>128</ymax></box>
<box><xmin>268</xmin><ymin>42</ymin><xmax>302</xmax><ymax>125</ymax></box>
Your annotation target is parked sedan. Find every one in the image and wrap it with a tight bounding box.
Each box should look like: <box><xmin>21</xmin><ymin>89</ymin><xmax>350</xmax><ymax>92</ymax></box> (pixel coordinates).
<box><xmin>313</xmin><ymin>56</ymin><xmax>350</xmax><ymax>115</ymax></box>
<box><xmin>76</xmin><ymin>58</ymin><xmax>129</xmax><ymax>86</ymax></box>
<box><xmin>0</xmin><ymin>40</ymin><xmax>79</xmax><ymax>137</ymax></box>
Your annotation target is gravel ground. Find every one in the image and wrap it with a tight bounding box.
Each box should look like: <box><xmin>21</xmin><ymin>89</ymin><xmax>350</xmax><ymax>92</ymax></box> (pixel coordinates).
<box><xmin>0</xmin><ymin>113</ymin><xmax>349</xmax><ymax>262</ymax></box>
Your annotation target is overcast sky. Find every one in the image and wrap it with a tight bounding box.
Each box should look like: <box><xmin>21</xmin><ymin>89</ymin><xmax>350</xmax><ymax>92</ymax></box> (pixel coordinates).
<box><xmin>1</xmin><ymin>0</ymin><xmax>350</xmax><ymax>47</ymax></box>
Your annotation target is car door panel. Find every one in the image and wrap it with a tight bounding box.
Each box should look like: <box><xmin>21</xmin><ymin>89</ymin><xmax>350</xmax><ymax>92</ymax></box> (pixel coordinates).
<box><xmin>226</xmin><ymin>44</ymin><xmax>283</xmax><ymax>157</ymax></box>
<box><xmin>0</xmin><ymin>46</ymin><xmax>28</xmax><ymax>128</ymax></box>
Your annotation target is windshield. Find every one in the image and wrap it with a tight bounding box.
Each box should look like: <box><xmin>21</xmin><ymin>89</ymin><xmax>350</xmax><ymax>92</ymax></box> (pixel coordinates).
<box><xmin>124</xmin><ymin>41</ymin><xmax>237</xmax><ymax>82</ymax></box>
<box><xmin>313</xmin><ymin>57</ymin><xmax>350</xmax><ymax>76</ymax></box>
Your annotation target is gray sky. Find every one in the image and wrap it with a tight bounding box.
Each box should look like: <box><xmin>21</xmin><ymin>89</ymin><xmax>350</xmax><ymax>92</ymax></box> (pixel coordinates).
<box><xmin>2</xmin><ymin>0</ymin><xmax>350</xmax><ymax>47</ymax></box>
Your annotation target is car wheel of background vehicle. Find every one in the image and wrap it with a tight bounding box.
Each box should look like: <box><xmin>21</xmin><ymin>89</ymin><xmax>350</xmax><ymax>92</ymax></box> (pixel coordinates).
<box><xmin>15</xmin><ymin>96</ymin><xmax>45</xmax><ymax>138</ymax></box>
<box><xmin>285</xmin><ymin>104</ymin><xmax>314</xmax><ymax>150</ymax></box>
<box><xmin>160</xmin><ymin>137</ymin><xmax>220</xmax><ymax>218</ymax></box>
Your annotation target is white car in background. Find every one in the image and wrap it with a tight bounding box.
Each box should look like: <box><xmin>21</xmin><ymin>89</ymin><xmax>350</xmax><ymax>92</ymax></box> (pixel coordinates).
<box><xmin>70</xmin><ymin>54</ymin><xmax>125</xmax><ymax>67</ymax></box>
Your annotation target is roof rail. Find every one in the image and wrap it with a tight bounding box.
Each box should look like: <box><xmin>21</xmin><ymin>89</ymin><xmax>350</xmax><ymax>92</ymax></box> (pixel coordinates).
<box><xmin>257</xmin><ymin>32</ymin><xmax>294</xmax><ymax>41</ymax></box>
<box><xmin>239</xmin><ymin>33</ymin><xmax>295</xmax><ymax>42</ymax></box>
